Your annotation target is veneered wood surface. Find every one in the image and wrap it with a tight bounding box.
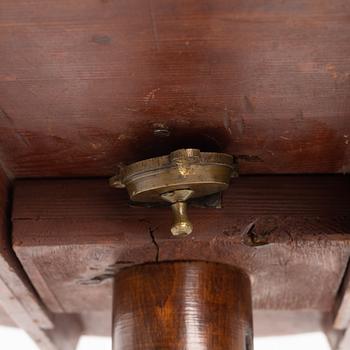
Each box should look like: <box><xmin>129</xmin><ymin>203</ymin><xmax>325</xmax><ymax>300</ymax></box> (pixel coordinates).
<box><xmin>113</xmin><ymin>262</ymin><xmax>252</xmax><ymax>350</ymax></box>
<box><xmin>1</xmin><ymin>0</ymin><xmax>350</xmax><ymax>176</ymax></box>
<box><xmin>12</xmin><ymin>176</ymin><xmax>350</xmax><ymax>317</ymax></box>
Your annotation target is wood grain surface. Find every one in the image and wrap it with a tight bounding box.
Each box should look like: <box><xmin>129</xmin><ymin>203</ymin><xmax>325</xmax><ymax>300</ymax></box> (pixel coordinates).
<box><xmin>2</xmin><ymin>0</ymin><xmax>350</xmax><ymax>343</ymax></box>
<box><xmin>0</xmin><ymin>167</ymin><xmax>82</xmax><ymax>350</ymax></box>
<box><xmin>0</xmin><ymin>167</ymin><xmax>54</xmax><ymax>328</ymax></box>
<box><xmin>12</xmin><ymin>176</ymin><xmax>350</xmax><ymax>316</ymax></box>
<box><xmin>113</xmin><ymin>262</ymin><xmax>253</xmax><ymax>350</ymax></box>
<box><xmin>0</xmin><ymin>0</ymin><xmax>350</xmax><ymax>176</ymax></box>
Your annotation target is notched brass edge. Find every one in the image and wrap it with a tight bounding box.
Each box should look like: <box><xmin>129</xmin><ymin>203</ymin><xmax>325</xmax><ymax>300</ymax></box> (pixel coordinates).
<box><xmin>109</xmin><ymin>175</ymin><xmax>125</xmax><ymax>188</ymax></box>
<box><xmin>116</xmin><ymin>150</ymin><xmax>236</xmax><ymax>182</ymax></box>
<box><xmin>110</xmin><ymin>150</ymin><xmax>238</xmax><ymax>190</ymax></box>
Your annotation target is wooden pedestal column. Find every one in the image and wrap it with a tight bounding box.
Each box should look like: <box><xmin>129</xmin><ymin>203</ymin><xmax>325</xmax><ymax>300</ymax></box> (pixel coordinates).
<box><xmin>113</xmin><ymin>261</ymin><xmax>253</xmax><ymax>350</ymax></box>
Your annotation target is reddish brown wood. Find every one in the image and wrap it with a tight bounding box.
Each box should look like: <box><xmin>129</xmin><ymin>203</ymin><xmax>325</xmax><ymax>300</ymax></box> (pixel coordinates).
<box><xmin>11</xmin><ymin>176</ymin><xmax>350</xmax><ymax>317</ymax></box>
<box><xmin>0</xmin><ymin>167</ymin><xmax>54</xmax><ymax>328</ymax></box>
<box><xmin>113</xmin><ymin>261</ymin><xmax>252</xmax><ymax>350</ymax></box>
<box><xmin>13</xmin><ymin>176</ymin><xmax>350</xmax><ymax>219</ymax></box>
<box><xmin>2</xmin><ymin>0</ymin><xmax>350</xmax><ymax>343</ymax></box>
<box><xmin>0</xmin><ymin>167</ymin><xmax>82</xmax><ymax>350</ymax></box>
<box><xmin>1</xmin><ymin>0</ymin><xmax>350</xmax><ymax>177</ymax></box>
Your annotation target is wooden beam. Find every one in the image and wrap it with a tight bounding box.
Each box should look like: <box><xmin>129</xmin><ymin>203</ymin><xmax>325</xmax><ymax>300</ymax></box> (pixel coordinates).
<box><xmin>1</xmin><ymin>0</ymin><xmax>350</xmax><ymax>177</ymax></box>
<box><xmin>0</xmin><ymin>167</ymin><xmax>53</xmax><ymax>327</ymax></box>
<box><xmin>11</xmin><ymin>176</ymin><xmax>350</xmax><ymax>320</ymax></box>
<box><xmin>0</xmin><ymin>167</ymin><xmax>82</xmax><ymax>350</ymax></box>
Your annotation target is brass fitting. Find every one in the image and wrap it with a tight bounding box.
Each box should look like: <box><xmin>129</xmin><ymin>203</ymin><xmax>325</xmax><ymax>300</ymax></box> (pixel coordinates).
<box><xmin>110</xmin><ymin>149</ymin><xmax>237</xmax><ymax>236</ymax></box>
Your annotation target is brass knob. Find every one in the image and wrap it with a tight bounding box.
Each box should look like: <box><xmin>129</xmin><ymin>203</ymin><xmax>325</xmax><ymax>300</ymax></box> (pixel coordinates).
<box><xmin>161</xmin><ymin>189</ymin><xmax>194</xmax><ymax>236</ymax></box>
<box><xmin>170</xmin><ymin>202</ymin><xmax>193</xmax><ymax>236</ymax></box>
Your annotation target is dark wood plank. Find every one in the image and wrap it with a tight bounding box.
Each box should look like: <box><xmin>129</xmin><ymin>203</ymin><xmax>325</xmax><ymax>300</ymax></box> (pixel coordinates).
<box><xmin>1</xmin><ymin>0</ymin><xmax>350</xmax><ymax>176</ymax></box>
<box><xmin>0</xmin><ymin>167</ymin><xmax>82</xmax><ymax>350</ymax></box>
<box><xmin>12</xmin><ymin>176</ymin><xmax>350</xmax><ymax>315</ymax></box>
<box><xmin>13</xmin><ymin>176</ymin><xmax>350</xmax><ymax>219</ymax></box>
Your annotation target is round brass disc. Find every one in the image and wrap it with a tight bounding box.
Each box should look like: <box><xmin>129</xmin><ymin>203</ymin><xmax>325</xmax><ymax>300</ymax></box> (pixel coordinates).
<box><xmin>110</xmin><ymin>149</ymin><xmax>236</xmax><ymax>203</ymax></box>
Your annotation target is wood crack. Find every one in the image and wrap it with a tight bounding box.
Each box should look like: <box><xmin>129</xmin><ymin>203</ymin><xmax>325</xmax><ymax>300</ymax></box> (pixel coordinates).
<box><xmin>149</xmin><ymin>226</ymin><xmax>159</xmax><ymax>262</ymax></box>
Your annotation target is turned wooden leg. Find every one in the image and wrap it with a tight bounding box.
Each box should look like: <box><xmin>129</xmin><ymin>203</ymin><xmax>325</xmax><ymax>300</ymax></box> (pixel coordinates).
<box><xmin>113</xmin><ymin>261</ymin><xmax>253</xmax><ymax>350</ymax></box>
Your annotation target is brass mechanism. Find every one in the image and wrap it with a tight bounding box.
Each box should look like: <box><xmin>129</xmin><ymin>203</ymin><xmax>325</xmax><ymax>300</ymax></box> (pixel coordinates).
<box><xmin>110</xmin><ymin>149</ymin><xmax>237</xmax><ymax>236</ymax></box>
